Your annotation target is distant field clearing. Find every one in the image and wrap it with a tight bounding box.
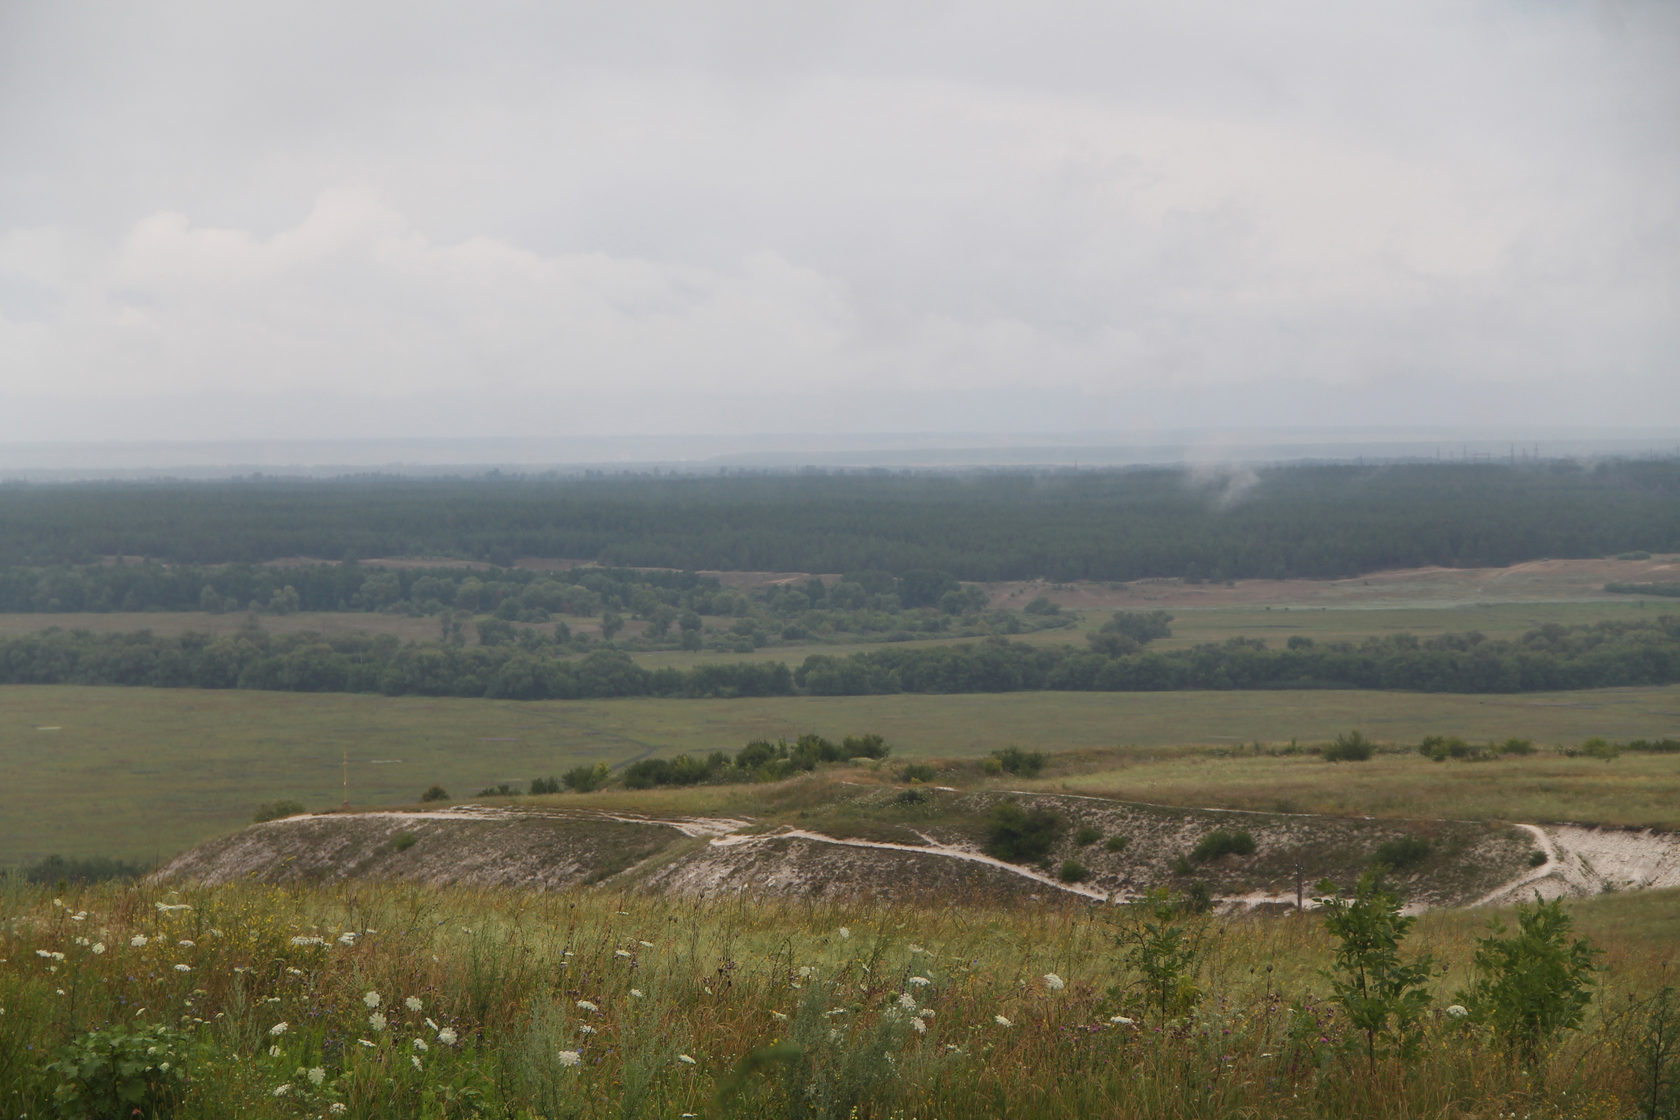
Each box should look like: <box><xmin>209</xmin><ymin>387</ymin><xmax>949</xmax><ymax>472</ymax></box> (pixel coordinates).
<box><xmin>3</xmin><ymin>683</ymin><xmax>1679</xmax><ymax>865</ymax></box>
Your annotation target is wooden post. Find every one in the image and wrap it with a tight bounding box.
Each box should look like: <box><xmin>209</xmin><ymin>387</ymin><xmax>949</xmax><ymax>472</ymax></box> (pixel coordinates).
<box><xmin>342</xmin><ymin>749</ymin><xmax>350</xmax><ymax>811</ymax></box>
<box><xmin>1296</xmin><ymin>864</ymin><xmax>1304</xmax><ymax>912</ymax></box>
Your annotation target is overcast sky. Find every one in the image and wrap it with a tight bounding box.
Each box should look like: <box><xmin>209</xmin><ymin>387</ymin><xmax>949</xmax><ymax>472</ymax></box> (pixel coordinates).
<box><xmin>2</xmin><ymin>0</ymin><xmax>1676</xmax><ymax>448</ymax></box>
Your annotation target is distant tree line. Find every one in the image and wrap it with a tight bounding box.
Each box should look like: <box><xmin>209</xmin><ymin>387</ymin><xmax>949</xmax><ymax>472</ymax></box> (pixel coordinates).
<box><xmin>1605</xmin><ymin>582</ymin><xmax>1680</xmax><ymax>598</ymax></box>
<box><xmin>2</xmin><ymin>460</ymin><xmax>1677</xmax><ymax>581</ymax></box>
<box><xmin>2</xmin><ymin>615</ymin><xmax>1675</xmax><ymax>699</ymax></box>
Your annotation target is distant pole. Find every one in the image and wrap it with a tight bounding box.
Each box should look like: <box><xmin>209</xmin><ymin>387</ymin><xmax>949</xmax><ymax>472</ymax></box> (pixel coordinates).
<box><xmin>342</xmin><ymin>750</ymin><xmax>349</xmax><ymax>811</ymax></box>
<box><xmin>1295</xmin><ymin>864</ymin><xmax>1303</xmax><ymax>912</ymax></box>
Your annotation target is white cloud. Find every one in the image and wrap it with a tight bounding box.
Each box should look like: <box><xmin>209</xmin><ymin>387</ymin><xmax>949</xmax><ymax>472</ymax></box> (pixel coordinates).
<box><xmin>0</xmin><ymin>0</ymin><xmax>1675</xmax><ymax>441</ymax></box>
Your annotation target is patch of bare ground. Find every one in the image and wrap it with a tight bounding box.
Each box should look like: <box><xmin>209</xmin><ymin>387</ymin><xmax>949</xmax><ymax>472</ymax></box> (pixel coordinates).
<box><xmin>154</xmin><ymin>791</ymin><xmax>1680</xmax><ymax>915</ymax></box>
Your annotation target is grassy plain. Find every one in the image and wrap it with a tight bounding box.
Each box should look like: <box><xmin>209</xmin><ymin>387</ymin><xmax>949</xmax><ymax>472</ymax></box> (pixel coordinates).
<box><xmin>5</xmin><ymin>683</ymin><xmax>1679</xmax><ymax>865</ymax></box>
<box><xmin>0</xmin><ymin>876</ymin><xmax>1671</xmax><ymax>1119</ymax></box>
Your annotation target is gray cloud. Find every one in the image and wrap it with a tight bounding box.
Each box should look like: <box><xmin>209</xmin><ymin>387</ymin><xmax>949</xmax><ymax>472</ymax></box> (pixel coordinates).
<box><xmin>1</xmin><ymin>0</ymin><xmax>1675</xmax><ymax>443</ymax></box>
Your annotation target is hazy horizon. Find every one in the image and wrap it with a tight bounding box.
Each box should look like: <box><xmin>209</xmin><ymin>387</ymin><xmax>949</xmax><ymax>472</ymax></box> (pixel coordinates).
<box><xmin>3</xmin><ymin>425</ymin><xmax>1678</xmax><ymax>480</ymax></box>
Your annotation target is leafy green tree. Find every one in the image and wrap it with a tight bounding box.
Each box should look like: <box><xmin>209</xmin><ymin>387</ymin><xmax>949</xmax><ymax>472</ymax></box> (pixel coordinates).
<box><xmin>1457</xmin><ymin>896</ymin><xmax>1599</xmax><ymax>1066</ymax></box>
<box><xmin>1117</xmin><ymin>889</ymin><xmax>1210</xmax><ymax>1018</ymax></box>
<box><xmin>600</xmin><ymin>610</ymin><xmax>625</xmax><ymax>641</ymax></box>
<box><xmin>1318</xmin><ymin>871</ymin><xmax>1435</xmax><ymax>1068</ymax></box>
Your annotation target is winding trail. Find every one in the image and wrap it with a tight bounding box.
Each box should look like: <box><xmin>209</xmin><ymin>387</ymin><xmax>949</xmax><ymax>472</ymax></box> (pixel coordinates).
<box><xmin>262</xmin><ymin>805</ymin><xmax>1680</xmax><ymax>911</ymax></box>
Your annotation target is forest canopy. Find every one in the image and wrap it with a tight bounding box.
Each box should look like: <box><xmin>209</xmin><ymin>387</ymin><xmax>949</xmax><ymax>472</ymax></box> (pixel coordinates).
<box><xmin>2</xmin><ymin>459</ymin><xmax>1678</xmax><ymax>580</ymax></box>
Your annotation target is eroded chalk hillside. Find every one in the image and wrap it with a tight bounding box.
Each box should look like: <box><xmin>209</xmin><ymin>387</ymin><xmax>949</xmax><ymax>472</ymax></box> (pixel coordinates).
<box><xmin>147</xmin><ymin>784</ymin><xmax>1680</xmax><ymax>911</ymax></box>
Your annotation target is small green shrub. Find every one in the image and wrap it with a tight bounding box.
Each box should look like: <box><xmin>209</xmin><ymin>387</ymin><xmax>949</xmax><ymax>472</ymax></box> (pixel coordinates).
<box><xmin>1579</xmin><ymin>737</ymin><xmax>1621</xmax><ymax>761</ymax></box>
<box><xmin>562</xmin><ymin>762</ymin><xmax>610</xmax><ymax>792</ymax></box>
<box><xmin>1499</xmin><ymin>737</ymin><xmax>1535</xmax><ymax>756</ymax></box>
<box><xmin>253</xmin><ymin>799</ymin><xmax>305</xmax><ymax>822</ymax></box>
<box><xmin>894</xmin><ymin>788</ymin><xmax>929</xmax><ymax>806</ymax></box>
<box><xmin>1190</xmin><ymin>829</ymin><xmax>1256</xmax><ymax>862</ymax></box>
<box><xmin>1323</xmin><ymin>730</ymin><xmax>1374</xmax><ymax>762</ymax></box>
<box><xmin>1371</xmin><ymin>835</ymin><xmax>1431</xmax><ymax>871</ymax></box>
<box><xmin>528</xmin><ymin>776</ymin><xmax>561</xmax><ymax>795</ymax></box>
<box><xmin>21</xmin><ymin>854</ymin><xmax>148</xmax><ymax>885</ymax></box>
<box><xmin>45</xmin><ymin>1022</ymin><xmax>194</xmax><ymax>1120</ymax></box>
<box><xmin>392</xmin><ymin>831</ymin><xmax>418</xmax><ymax>852</ymax></box>
<box><xmin>419</xmin><ymin>784</ymin><xmax>450</xmax><ymax>802</ymax></box>
<box><xmin>898</xmin><ymin>763</ymin><xmax>936</xmax><ymax>783</ymax></box>
<box><xmin>477</xmin><ymin>783</ymin><xmax>519</xmax><ymax>796</ymax></box>
<box><xmin>1527</xmin><ymin>849</ymin><xmax>1549</xmax><ymax>867</ymax></box>
<box><xmin>990</xmin><ymin>747</ymin><xmax>1047</xmax><ymax>777</ymax></box>
<box><xmin>1105</xmin><ymin>834</ymin><xmax>1130</xmax><ymax>853</ymax></box>
<box><xmin>1074</xmin><ymin>825</ymin><xmax>1103</xmax><ymax>847</ymax></box>
<box><xmin>983</xmin><ymin>802</ymin><xmax>1065</xmax><ymax>863</ymax></box>
<box><xmin>1059</xmin><ymin>860</ymin><xmax>1090</xmax><ymax>883</ymax></box>
<box><xmin>1458</xmin><ymin>897</ymin><xmax>1600</xmax><ymax>1066</ymax></box>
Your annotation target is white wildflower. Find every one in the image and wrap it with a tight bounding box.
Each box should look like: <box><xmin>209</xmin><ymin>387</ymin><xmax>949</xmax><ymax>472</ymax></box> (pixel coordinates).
<box><xmin>413</xmin><ymin>1038</ymin><xmax>428</xmax><ymax>1052</ymax></box>
<box><xmin>91</xmin><ymin>942</ymin><xmax>105</xmax><ymax>955</ymax></box>
<box><xmin>629</xmin><ymin>988</ymin><xmax>644</xmax><ymax>999</ymax></box>
<box><xmin>917</xmin><ymin>1009</ymin><xmax>935</xmax><ymax>1019</ymax></box>
<box><xmin>578</xmin><ymin>1024</ymin><xmax>596</xmax><ymax>1035</ymax></box>
<box><xmin>338</xmin><ymin>932</ymin><xmax>356</xmax><ymax>945</ymax></box>
<box><xmin>269</xmin><ymin>1021</ymin><xmax>289</xmax><ymax>1036</ymax></box>
<box><xmin>576</xmin><ymin>999</ymin><xmax>599</xmax><ymax>1013</ymax></box>
<box><xmin>405</xmin><ymin>996</ymin><xmax>423</xmax><ymax>1012</ymax></box>
<box><xmin>614</xmin><ymin>949</ymin><xmax>632</xmax><ymax>959</ymax></box>
<box><xmin>307</xmin><ymin>1067</ymin><xmax>325</xmax><ymax>1086</ymax></box>
<box><xmin>911</xmin><ymin>1017</ymin><xmax>927</xmax><ymax>1034</ymax></box>
<box><xmin>177</xmin><ymin>939</ymin><xmax>195</xmax><ymax>948</ymax></box>
<box><xmin>678</xmin><ymin>1054</ymin><xmax>697</xmax><ymax>1065</ymax></box>
<box><xmin>363</xmin><ymin>991</ymin><xmax>381</xmax><ymax>1009</ymax></box>
<box><xmin>173</xmin><ymin>963</ymin><xmax>191</xmax><ymax>972</ymax></box>
<box><xmin>273</xmin><ymin>1083</ymin><xmax>291</xmax><ymax>1097</ymax></box>
<box><xmin>897</xmin><ymin>992</ymin><xmax>918</xmax><ymax>1012</ymax></box>
<box><xmin>838</xmin><ymin>927</ymin><xmax>850</xmax><ymax>939</ymax></box>
<box><xmin>436</xmin><ymin>1027</ymin><xmax>458</xmax><ymax>1047</ymax></box>
<box><xmin>156</xmin><ymin>902</ymin><xmax>191</xmax><ymax>912</ymax></box>
<box><xmin>638</xmin><ymin>940</ymin><xmax>654</xmax><ymax>947</ymax></box>
<box><xmin>1109</xmin><ymin>1015</ymin><xmax>1136</xmax><ymax>1026</ymax></box>
<box><xmin>425</xmin><ymin>1017</ymin><xmax>439</xmax><ymax>1031</ymax></box>
<box><xmin>770</xmin><ymin>1010</ymin><xmax>788</xmax><ymax>1021</ymax></box>
<box><xmin>35</xmin><ymin>950</ymin><xmax>65</xmax><ymax>962</ymax></box>
<box><xmin>994</xmin><ymin>1015</ymin><xmax>1012</xmax><ymax>1028</ymax></box>
<box><xmin>269</xmin><ymin>1045</ymin><xmax>282</xmax><ymax>1058</ymax></box>
<box><xmin>369</xmin><ymin>1012</ymin><xmax>387</xmax><ymax>1032</ymax></box>
<box><xmin>1445</xmin><ymin>1004</ymin><xmax>1470</xmax><ymax>1019</ymax></box>
<box><xmin>330</xmin><ymin>1104</ymin><xmax>347</xmax><ymax>1114</ymax></box>
<box><xmin>289</xmin><ymin>936</ymin><xmax>325</xmax><ymax>947</ymax></box>
<box><xmin>411</xmin><ymin>1055</ymin><xmax>423</xmax><ymax>1071</ymax></box>
<box><xmin>558</xmin><ymin>1049</ymin><xmax>582</xmax><ymax>1067</ymax></box>
<box><xmin>908</xmin><ymin>976</ymin><xmax>931</xmax><ymax>987</ymax></box>
<box><xmin>1043</xmin><ymin>973</ymin><xmax>1065</xmax><ymax>991</ymax></box>
<box><xmin>358</xmin><ymin>1039</ymin><xmax>375</xmax><ymax>1048</ymax></box>
<box><xmin>130</xmin><ymin>934</ymin><xmax>148</xmax><ymax>947</ymax></box>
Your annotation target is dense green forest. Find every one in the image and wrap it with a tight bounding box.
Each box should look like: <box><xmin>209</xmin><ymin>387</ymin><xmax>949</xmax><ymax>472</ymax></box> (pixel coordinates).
<box><xmin>3</xmin><ymin>615</ymin><xmax>1674</xmax><ymax>699</ymax></box>
<box><xmin>2</xmin><ymin>459</ymin><xmax>1677</xmax><ymax>580</ymax></box>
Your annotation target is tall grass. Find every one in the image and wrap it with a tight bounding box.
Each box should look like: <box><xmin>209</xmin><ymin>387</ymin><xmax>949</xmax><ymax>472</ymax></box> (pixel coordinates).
<box><xmin>1</xmin><ymin>876</ymin><xmax>1671</xmax><ymax>1118</ymax></box>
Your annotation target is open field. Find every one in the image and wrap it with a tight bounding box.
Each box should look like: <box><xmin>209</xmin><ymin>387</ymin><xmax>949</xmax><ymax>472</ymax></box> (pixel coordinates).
<box><xmin>0</xmin><ymin>875</ymin><xmax>1672</xmax><ymax>1119</ymax></box>
<box><xmin>1053</xmin><ymin>749</ymin><xmax>1680</xmax><ymax>830</ymax></box>
<box><xmin>5</xmin><ymin>683</ymin><xmax>1679</xmax><ymax>865</ymax></box>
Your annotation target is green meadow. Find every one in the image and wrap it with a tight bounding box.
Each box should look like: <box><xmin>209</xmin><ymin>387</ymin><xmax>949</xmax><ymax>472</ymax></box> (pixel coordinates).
<box><xmin>6</xmin><ymin>682</ymin><xmax>1679</xmax><ymax>865</ymax></box>
<box><xmin>0</xmin><ymin>875</ymin><xmax>1672</xmax><ymax>1119</ymax></box>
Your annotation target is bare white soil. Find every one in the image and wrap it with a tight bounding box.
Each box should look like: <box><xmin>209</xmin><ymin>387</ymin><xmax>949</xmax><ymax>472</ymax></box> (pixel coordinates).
<box><xmin>155</xmin><ymin>800</ymin><xmax>1680</xmax><ymax>913</ymax></box>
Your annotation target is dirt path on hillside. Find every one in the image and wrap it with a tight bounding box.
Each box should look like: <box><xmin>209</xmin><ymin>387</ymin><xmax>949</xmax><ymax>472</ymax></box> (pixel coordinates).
<box><xmin>261</xmin><ymin>805</ymin><xmax>1680</xmax><ymax>911</ymax></box>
